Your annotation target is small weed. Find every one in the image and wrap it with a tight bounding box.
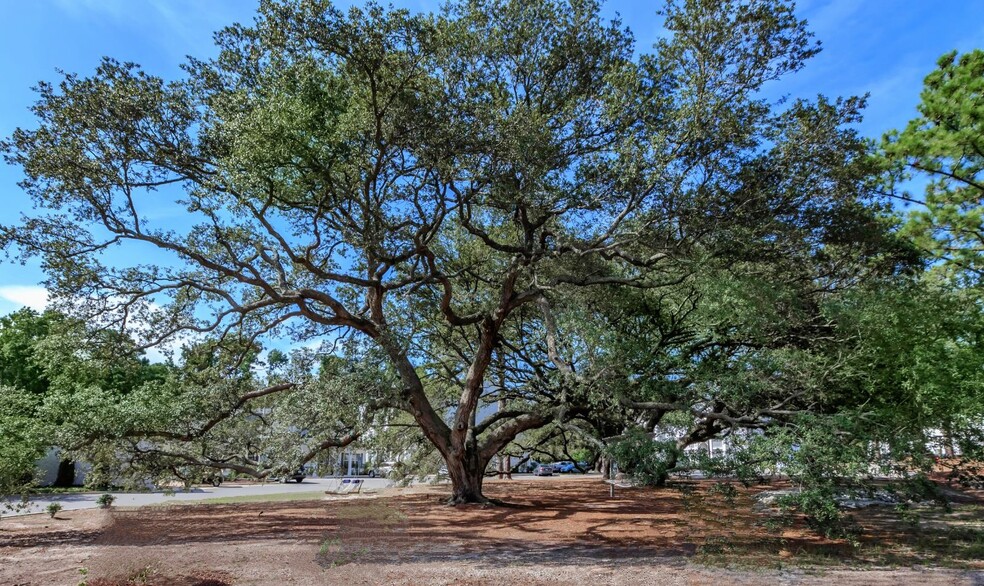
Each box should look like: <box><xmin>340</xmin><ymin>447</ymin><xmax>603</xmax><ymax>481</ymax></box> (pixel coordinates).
<box><xmin>677</xmin><ymin>485</ymin><xmax>702</xmax><ymax>512</ymax></box>
<box><xmin>128</xmin><ymin>565</ymin><xmax>155</xmax><ymax>584</ymax></box>
<box><xmin>96</xmin><ymin>494</ymin><xmax>116</xmax><ymax>508</ymax></box>
<box><xmin>709</xmin><ymin>482</ymin><xmax>739</xmax><ymax>506</ymax></box>
<box><xmin>698</xmin><ymin>535</ymin><xmax>734</xmax><ymax>555</ymax></box>
<box><xmin>46</xmin><ymin>502</ymin><xmax>63</xmax><ymax>518</ymax></box>
<box><xmin>318</xmin><ymin>534</ymin><xmax>372</xmax><ymax>568</ymax></box>
<box><xmin>319</xmin><ymin>537</ymin><xmax>341</xmax><ymax>556</ymax></box>
<box><xmin>761</xmin><ymin>513</ymin><xmax>794</xmax><ymax>533</ymax></box>
<box><xmin>895</xmin><ymin>503</ymin><xmax>921</xmax><ymax>530</ymax></box>
<box><xmin>709</xmin><ymin>482</ymin><xmax>737</xmax><ymax>498</ymax></box>
<box><xmin>962</xmin><ymin>540</ymin><xmax>984</xmax><ymax>560</ymax></box>
<box><xmin>674</xmin><ymin>483</ymin><xmax>696</xmax><ymax>497</ymax></box>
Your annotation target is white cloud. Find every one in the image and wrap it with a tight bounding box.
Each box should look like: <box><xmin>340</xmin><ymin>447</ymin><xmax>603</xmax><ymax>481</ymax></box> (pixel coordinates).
<box><xmin>0</xmin><ymin>285</ymin><xmax>190</xmax><ymax>362</ymax></box>
<box><xmin>0</xmin><ymin>285</ymin><xmax>49</xmax><ymax>312</ymax></box>
<box><xmin>144</xmin><ymin>336</ymin><xmax>184</xmax><ymax>364</ymax></box>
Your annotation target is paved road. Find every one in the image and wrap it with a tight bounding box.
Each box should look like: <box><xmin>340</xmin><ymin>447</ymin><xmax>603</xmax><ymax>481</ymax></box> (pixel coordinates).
<box><xmin>2</xmin><ymin>476</ymin><xmax>395</xmax><ymax>517</ymax></box>
<box><xmin>2</xmin><ymin>472</ymin><xmax>598</xmax><ymax>517</ymax></box>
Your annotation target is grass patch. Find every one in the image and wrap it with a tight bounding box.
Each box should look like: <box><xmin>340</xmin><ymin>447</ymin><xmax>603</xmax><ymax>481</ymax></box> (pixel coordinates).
<box><xmin>29</xmin><ymin>484</ymin><xmax>151</xmax><ymax>495</ymax></box>
<box><xmin>29</xmin><ymin>487</ymin><xmax>97</xmax><ymax>495</ymax></box>
<box><xmin>334</xmin><ymin>501</ymin><xmax>407</xmax><ymax>524</ymax></box>
<box><xmin>169</xmin><ymin>491</ymin><xmax>327</xmax><ymax>506</ymax></box>
<box><xmin>319</xmin><ymin>537</ymin><xmax>341</xmax><ymax>556</ymax></box>
<box><xmin>317</xmin><ymin>535</ymin><xmax>370</xmax><ymax>568</ymax></box>
<box><xmin>692</xmin><ymin>501</ymin><xmax>984</xmax><ymax>571</ymax></box>
<box><xmin>315</xmin><ymin>501</ymin><xmax>406</xmax><ymax>568</ymax></box>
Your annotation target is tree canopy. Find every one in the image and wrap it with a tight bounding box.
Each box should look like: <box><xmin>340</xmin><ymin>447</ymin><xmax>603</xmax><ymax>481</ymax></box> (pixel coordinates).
<box><xmin>882</xmin><ymin>49</ymin><xmax>984</xmax><ymax>285</ymax></box>
<box><xmin>0</xmin><ymin>308</ymin><xmax>167</xmax><ymax>494</ymax></box>
<box><xmin>1</xmin><ymin>0</ymin><xmax>980</xmax><ymax>510</ymax></box>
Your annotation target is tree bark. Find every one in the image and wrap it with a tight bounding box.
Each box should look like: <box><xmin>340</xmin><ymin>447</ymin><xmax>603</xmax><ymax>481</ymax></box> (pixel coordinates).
<box><xmin>54</xmin><ymin>458</ymin><xmax>76</xmax><ymax>487</ymax></box>
<box><xmin>445</xmin><ymin>447</ymin><xmax>490</xmax><ymax>504</ymax></box>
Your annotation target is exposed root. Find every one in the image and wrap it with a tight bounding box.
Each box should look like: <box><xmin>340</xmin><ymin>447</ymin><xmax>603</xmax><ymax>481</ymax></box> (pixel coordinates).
<box><xmin>445</xmin><ymin>494</ymin><xmax>523</xmax><ymax>507</ymax></box>
<box><xmin>446</xmin><ymin>495</ymin><xmax>492</xmax><ymax>506</ymax></box>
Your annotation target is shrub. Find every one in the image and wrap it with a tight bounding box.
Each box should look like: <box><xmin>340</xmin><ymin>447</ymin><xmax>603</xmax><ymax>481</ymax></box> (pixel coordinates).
<box><xmin>777</xmin><ymin>487</ymin><xmax>860</xmax><ymax>544</ymax></box>
<box><xmin>96</xmin><ymin>493</ymin><xmax>116</xmax><ymax>508</ymax></box>
<box><xmin>46</xmin><ymin>502</ymin><xmax>63</xmax><ymax>518</ymax></box>
<box><xmin>606</xmin><ymin>429</ymin><xmax>680</xmax><ymax>486</ymax></box>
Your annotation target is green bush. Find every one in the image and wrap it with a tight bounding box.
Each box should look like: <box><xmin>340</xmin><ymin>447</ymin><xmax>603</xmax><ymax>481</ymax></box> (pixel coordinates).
<box><xmin>96</xmin><ymin>493</ymin><xmax>116</xmax><ymax>508</ymax></box>
<box><xmin>777</xmin><ymin>487</ymin><xmax>860</xmax><ymax>544</ymax></box>
<box><xmin>607</xmin><ymin>429</ymin><xmax>680</xmax><ymax>486</ymax></box>
<box><xmin>46</xmin><ymin>502</ymin><xmax>63</xmax><ymax>518</ymax></box>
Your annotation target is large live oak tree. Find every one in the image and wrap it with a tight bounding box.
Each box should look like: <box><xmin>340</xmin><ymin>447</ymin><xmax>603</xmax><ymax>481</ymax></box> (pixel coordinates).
<box><xmin>1</xmin><ymin>0</ymin><xmax>901</xmax><ymax>503</ymax></box>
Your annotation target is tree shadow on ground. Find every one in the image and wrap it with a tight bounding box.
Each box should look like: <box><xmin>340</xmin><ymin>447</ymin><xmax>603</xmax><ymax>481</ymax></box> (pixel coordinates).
<box><xmin>0</xmin><ymin>527</ymin><xmax>103</xmax><ymax>548</ymax></box>
<box><xmin>9</xmin><ymin>477</ymin><xmax>980</xmax><ymax>571</ymax></box>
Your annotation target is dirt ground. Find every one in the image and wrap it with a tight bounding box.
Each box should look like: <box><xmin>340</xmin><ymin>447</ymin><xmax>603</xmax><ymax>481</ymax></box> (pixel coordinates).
<box><xmin>1</xmin><ymin>476</ymin><xmax>982</xmax><ymax>585</ymax></box>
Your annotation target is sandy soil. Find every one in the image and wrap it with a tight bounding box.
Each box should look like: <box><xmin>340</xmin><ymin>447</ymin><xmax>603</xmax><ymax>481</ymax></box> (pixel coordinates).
<box><xmin>1</xmin><ymin>476</ymin><xmax>982</xmax><ymax>585</ymax></box>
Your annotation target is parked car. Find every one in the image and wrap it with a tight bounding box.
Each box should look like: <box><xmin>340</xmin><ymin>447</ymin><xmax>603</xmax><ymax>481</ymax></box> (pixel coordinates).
<box><xmin>533</xmin><ymin>464</ymin><xmax>554</xmax><ymax>476</ymax></box>
<box><xmin>517</xmin><ymin>460</ymin><xmax>538</xmax><ymax>474</ymax></box>
<box><xmin>202</xmin><ymin>472</ymin><xmax>224</xmax><ymax>487</ymax></box>
<box><xmin>175</xmin><ymin>467</ymin><xmax>226</xmax><ymax>488</ymax></box>
<box><xmin>280</xmin><ymin>469</ymin><xmax>305</xmax><ymax>483</ymax></box>
<box><xmin>555</xmin><ymin>461</ymin><xmax>576</xmax><ymax>473</ymax></box>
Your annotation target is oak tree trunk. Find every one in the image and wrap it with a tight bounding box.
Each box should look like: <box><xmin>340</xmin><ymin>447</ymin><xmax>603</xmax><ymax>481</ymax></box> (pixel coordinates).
<box><xmin>54</xmin><ymin>459</ymin><xmax>76</xmax><ymax>487</ymax></box>
<box><xmin>445</xmin><ymin>448</ymin><xmax>490</xmax><ymax>504</ymax></box>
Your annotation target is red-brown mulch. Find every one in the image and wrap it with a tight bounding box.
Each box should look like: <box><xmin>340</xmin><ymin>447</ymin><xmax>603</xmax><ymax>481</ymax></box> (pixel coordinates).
<box><xmin>2</xmin><ymin>476</ymin><xmax>982</xmax><ymax>585</ymax></box>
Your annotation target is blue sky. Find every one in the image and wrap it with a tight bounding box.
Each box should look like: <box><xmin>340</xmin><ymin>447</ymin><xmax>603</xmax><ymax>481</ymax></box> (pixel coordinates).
<box><xmin>0</xmin><ymin>0</ymin><xmax>982</xmax><ymax>318</ymax></box>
